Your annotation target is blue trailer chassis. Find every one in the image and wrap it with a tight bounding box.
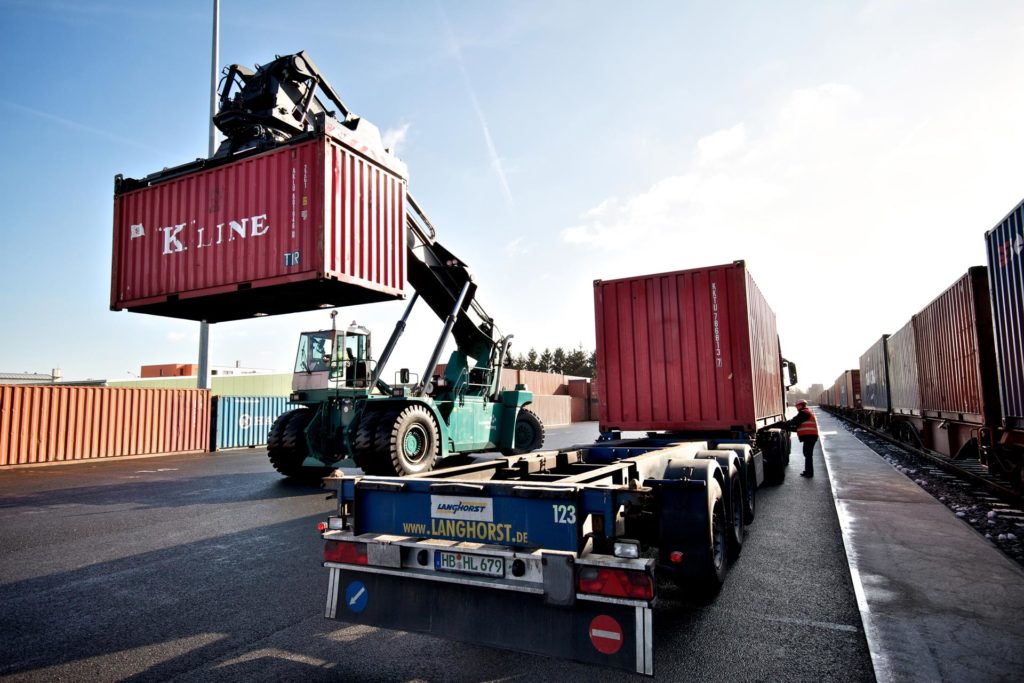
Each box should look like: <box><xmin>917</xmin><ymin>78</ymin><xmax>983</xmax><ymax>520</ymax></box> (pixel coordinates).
<box><xmin>321</xmin><ymin>437</ymin><xmax>765</xmax><ymax>675</ymax></box>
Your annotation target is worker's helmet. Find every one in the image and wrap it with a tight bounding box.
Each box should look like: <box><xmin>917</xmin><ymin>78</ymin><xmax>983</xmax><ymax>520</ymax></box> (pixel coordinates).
<box><xmin>795</xmin><ymin>399</ymin><xmax>807</xmax><ymax>408</ymax></box>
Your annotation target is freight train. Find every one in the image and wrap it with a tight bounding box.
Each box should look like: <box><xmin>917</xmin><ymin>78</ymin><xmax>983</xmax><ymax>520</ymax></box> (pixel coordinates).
<box><xmin>819</xmin><ymin>199</ymin><xmax>1024</xmax><ymax>489</ymax></box>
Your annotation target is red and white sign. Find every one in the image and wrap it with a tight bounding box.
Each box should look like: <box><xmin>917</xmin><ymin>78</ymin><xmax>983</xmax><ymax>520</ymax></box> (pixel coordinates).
<box><xmin>589</xmin><ymin>615</ymin><xmax>624</xmax><ymax>655</ymax></box>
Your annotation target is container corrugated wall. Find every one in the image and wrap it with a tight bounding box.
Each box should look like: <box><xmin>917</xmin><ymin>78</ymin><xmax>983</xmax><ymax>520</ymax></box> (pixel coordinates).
<box><xmin>887</xmin><ymin>320</ymin><xmax>921</xmax><ymax>414</ymax></box>
<box><xmin>912</xmin><ymin>267</ymin><xmax>999</xmax><ymax>425</ymax></box>
<box><xmin>859</xmin><ymin>336</ymin><xmax>890</xmax><ymax>412</ymax></box>
<box><xmin>0</xmin><ymin>386</ymin><xmax>209</xmax><ymax>466</ymax></box>
<box><xmin>986</xmin><ymin>201</ymin><xmax>1024</xmax><ymax>429</ymax></box>
<box><xmin>112</xmin><ymin>136</ymin><xmax>406</xmax><ymax>322</ymax></box>
<box><xmin>213</xmin><ymin>396</ymin><xmax>297</xmax><ymax>450</ymax></box>
<box><xmin>845</xmin><ymin>370</ymin><xmax>862</xmax><ymax>409</ymax></box>
<box><xmin>594</xmin><ymin>261</ymin><xmax>784</xmax><ymax>432</ymax></box>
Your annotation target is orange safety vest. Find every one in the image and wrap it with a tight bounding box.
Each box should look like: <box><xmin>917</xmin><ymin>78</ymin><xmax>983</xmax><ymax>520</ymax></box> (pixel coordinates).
<box><xmin>796</xmin><ymin>408</ymin><xmax>818</xmax><ymax>438</ymax></box>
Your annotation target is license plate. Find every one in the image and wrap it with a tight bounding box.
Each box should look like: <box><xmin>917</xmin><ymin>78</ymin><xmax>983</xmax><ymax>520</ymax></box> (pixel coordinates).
<box><xmin>434</xmin><ymin>550</ymin><xmax>505</xmax><ymax>577</ymax></box>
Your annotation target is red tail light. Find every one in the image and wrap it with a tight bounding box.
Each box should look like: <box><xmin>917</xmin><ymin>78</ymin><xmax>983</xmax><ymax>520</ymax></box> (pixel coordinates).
<box><xmin>324</xmin><ymin>540</ymin><xmax>368</xmax><ymax>565</ymax></box>
<box><xmin>577</xmin><ymin>566</ymin><xmax>654</xmax><ymax>600</ymax></box>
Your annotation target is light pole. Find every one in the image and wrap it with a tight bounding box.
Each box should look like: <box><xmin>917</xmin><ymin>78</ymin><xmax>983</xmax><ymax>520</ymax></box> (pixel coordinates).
<box><xmin>198</xmin><ymin>0</ymin><xmax>220</xmax><ymax>390</ymax></box>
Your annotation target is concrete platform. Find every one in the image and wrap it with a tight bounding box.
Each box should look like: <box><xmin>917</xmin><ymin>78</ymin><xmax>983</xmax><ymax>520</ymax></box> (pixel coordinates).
<box><xmin>817</xmin><ymin>410</ymin><xmax>1024</xmax><ymax>683</ymax></box>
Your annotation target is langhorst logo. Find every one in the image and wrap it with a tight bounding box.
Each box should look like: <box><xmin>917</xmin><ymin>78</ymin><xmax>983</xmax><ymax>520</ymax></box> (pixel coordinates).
<box><xmin>429</xmin><ymin>495</ymin><xmax>494</xmax><ymax>522</ymax></box>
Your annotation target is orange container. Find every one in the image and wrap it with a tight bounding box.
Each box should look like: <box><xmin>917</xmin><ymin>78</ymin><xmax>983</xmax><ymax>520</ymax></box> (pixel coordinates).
<box><xmin>0</xmin><ymin>386</ymin><xmax>210</xmax><ymax>466</ymax></box>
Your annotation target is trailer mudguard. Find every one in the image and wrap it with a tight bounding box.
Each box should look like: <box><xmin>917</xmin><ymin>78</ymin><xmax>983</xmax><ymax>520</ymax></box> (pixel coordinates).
<box><xmin>326</xmin><ymin>567</ymin><xmax>654</xmax><ymax>675</ymax></box>
<box><xmin>648</xmin><ymin>459</ymin><xmax>723</xmax><ymax>580</ymax></box>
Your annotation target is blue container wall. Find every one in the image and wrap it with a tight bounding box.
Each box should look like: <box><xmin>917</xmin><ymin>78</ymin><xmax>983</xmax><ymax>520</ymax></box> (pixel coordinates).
<box><xmin>986</xmin><ymin>202</ymin><xmax>1024</xmax><ymax>430</ymax></box>
<box><xmin>859</xmin><ymin>335</ymin><xmax>890</xmax><ymax>413</ymax></box>
<box><xmin>214</xmin><ymin>396</ymin><xmax>297</xmax><ymax>450</ymax></box>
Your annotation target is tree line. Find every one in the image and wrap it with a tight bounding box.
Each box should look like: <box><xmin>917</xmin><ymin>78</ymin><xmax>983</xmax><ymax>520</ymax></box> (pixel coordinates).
<box><xmin>503</xmin><ymin>346</ymin><xmax>596</xmax><ymax>378</ymax></box>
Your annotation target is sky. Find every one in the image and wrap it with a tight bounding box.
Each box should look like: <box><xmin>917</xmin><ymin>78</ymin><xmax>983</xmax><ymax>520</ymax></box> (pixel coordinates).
<box><xmin>0</xmin><ymin>0</ymin><xmax>1022</xmax><ymax>390</ymax></box>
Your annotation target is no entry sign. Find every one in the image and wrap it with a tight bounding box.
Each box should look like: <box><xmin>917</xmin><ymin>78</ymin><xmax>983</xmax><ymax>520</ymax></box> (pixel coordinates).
<box><xmin>589</xmin><ymin>614</ymin><xmax>624</xmax><ymax>655</ymax></box>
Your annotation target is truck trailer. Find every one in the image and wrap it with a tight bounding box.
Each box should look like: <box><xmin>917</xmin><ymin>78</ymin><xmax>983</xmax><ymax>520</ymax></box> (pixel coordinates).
<box><xmin>320</xmin><ymin>262</ymin><xmax>797</xmax><ymax>675</ymax></box>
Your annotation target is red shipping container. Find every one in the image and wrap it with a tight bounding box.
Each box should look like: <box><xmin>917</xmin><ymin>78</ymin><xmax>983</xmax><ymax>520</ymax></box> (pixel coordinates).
<box><xmin>841</xmin><ymin>369</ymin><xmax>862</xmax><ymax>409</ymax></box>
<box><xmin>111</xmin><ymin>135</ymin><xmax>407</xmax><ymax>322</ymax></box>
<box><xmin>912</xmin><ymin>267</ymin><xmax>1000</xmax><ymax>425</ymax></box>
<box><xmin>594</xmin><ymin>261</ymin><xmax>786</xmax><ymax>433</ymax></box>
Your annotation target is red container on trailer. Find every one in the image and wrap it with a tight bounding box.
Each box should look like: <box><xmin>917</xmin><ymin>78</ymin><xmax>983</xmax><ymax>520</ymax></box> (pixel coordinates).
<box><xmin>594</xmin><ymin>261</ymin><xmax>786</xmax><ymax>433</ymax></box>
<box><xmin>111</xmin><ymin>134</ymin><xmax>407</xmax><ymax>322</ymax></box>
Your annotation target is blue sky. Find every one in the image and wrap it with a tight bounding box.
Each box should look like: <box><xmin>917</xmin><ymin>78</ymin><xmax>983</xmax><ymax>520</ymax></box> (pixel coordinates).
<box><xmin>1</xmin><ymin>0</ymin><xmax>1022</xmax><ymax>389</ymax></box>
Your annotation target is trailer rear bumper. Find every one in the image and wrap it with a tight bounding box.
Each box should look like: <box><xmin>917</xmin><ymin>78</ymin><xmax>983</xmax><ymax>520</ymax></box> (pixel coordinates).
<box><xmin>325</xmin><ymin>565</ymin><xmax>654</xmax><ymax>675</ymax></box>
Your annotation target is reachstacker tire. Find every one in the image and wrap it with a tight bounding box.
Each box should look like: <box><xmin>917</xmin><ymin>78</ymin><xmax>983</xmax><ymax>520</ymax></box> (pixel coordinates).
<box><xmin>267</xmin><ymin>408</ymin><xmax>330</xmax><ymax>479</ymax></box>
<box><xmin>501</xmin><ymin>408</ymin><xmax>545</xmax><ymax>456</ymax></box>
<box><xmin>385</xmin><ymin>405</ymin><xmax>440</xmax><ymax>476</ymax></box>
<box><xmin>351</xmin><ymin>412</ymin><xmax>380</xmax><ymax>475</ymax></box>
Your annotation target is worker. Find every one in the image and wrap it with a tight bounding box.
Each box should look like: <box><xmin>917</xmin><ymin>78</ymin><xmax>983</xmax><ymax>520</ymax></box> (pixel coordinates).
<box><xmin>785</xmin><ymin>399</ymin><xmax>819</xmax><ymax>478</ymax></box>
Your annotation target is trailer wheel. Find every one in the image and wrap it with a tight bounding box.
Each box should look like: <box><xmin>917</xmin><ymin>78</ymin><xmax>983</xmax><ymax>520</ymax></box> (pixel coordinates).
<box><xmin>268</xmin><ymin>409</ymin><xmax>311</xmax><ymax>478</ymax></box>
<box><xmin>501</xmin><ymin>408</ymin><xmax>545</xmax><ymax>456</ymax></box>
<box><xmin>385</xmin><ymin>405</ymin><xmax>440</xmax><ymax>476</ymax></box>
<box><xmin>701</xmin><ymin>479</ymin><xmax>729</xmax><ymax>589</ymax></box>
<box><xmin>728</xmin><ymin>479</ymin><xmax>745</xmax><ymax>560</ymax></box>
<box><xmin>744</xmin><ymin>467</ymin><xmax>756</xmax><ymax>523</ymax></box>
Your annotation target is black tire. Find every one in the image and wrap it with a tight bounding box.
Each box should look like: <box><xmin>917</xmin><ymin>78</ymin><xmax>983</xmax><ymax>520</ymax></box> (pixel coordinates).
<box><xmin>764</xmin><ymin>432</ymin><xmax>787</xmax><ymax>484</ymax></box>
<box><xmin>385</xmin><ymin>405</ymin><xmax>440</xmax><ymax>476</ymax></box>
<box><xmin>744</xmin><ymin>467</ymin><xmax>756</xmax><ymax>523</ymax></box>
<box><xmin>268</xmin><ymin>409</ymin><xmax>311</xmax><ymax>478</ymax></box>
<box><xmin>267</xmin><ymin>408</ymin><xmax>292</xmax><ymax>454</ymax></box>
<box><xmin>701</xmin><ymin>478</ymin><xmax>728</xmax><ymax>590</ymax></box>
<box><xmin>501</xmin><ymin>408</ymin><xmax>545</xmax><ymax>456</ymax></box>
<box><xmin>728</xmin><ymin>480</ymin><xmax>745</xmax><ymax>561</ymax></box>
<box><xmin>369</xmin><ymin>411</ymin><xmax>399</xmax><ymax>475</ymax></box>
<box><xmin>351</xmin><ymin>411</ymin><xmax>381</xmax><ymax>474</ymax></box>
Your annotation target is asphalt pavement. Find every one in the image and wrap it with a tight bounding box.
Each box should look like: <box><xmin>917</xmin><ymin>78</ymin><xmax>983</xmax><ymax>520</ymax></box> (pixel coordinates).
<box><xmin>0</xmin><ymin>423</ymin><xmax>873</xmax><ymax>681</ymax></box>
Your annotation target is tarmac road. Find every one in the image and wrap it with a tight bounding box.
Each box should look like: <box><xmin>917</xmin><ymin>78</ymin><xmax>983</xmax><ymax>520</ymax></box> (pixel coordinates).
<box><xmin>0</xmin><ymin>423</ymin><xmax>873</xmax><ymax>681</ymax></box>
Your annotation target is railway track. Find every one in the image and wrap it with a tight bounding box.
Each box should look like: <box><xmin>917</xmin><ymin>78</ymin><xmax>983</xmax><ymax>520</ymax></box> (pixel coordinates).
<box><xmin>825</xmin><ymin>410</ymin><xmax>1022</xmax><ymax>504</ymax></box>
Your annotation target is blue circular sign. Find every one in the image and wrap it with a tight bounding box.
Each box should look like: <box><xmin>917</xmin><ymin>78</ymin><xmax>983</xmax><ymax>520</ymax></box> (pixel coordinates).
<box><xmin>345</xmin><ymin>581</ymin><xmax>369</xmax><ymax>613</ymax></box>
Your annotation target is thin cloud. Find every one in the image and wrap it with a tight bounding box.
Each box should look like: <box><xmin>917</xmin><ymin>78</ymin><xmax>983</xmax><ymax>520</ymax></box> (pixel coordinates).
<box><xmin>438</xmin><ymin>11</ymin><xmax>514</xmax><ymax>207</ymax></box>
<box><xmin>0</xmin><ymin>100</ymin><xmax>169</xmax><ymax>154</ymax></box>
